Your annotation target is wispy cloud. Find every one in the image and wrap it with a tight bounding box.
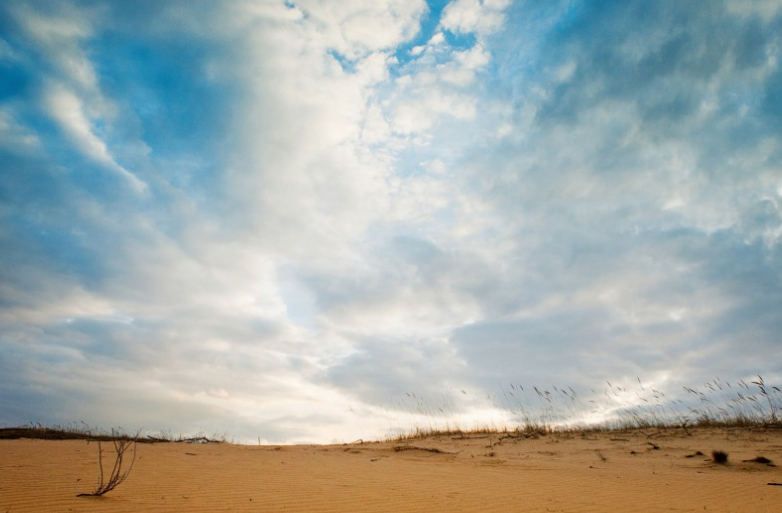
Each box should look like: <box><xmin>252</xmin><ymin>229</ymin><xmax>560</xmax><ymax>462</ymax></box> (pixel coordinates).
<box><xmin>43</xmin><ymin>84</ymin><xmax>146</xmax><ymax>192</ymax></box>
<box><xmin>6</xmin><ymin>1</ymin><xmax>147</xmax><ymax>192</ymax></box>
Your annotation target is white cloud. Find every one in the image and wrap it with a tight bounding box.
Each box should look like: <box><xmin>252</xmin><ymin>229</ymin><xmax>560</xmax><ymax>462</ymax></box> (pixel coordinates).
<box><xmin>390</xmin><ymin>89</ymin><xmax>477</xmax><ymax>133</ymax></box>
<box><xmin>429</xmin><ymin>31</ymin><xmax>446</xmax><ymax>46</ymax></box>
<box><xmin>726</xmin><ymin>0</ymin><xmax>782</xmax><ymax>18</ymax></box>
<box><xmin>3</xmin><ymin>0</ymin><xmax>782</xmax><ymax>444</ymax></box>
<box><xmin>44</xmin><ymin>84</ymin><xmax>147</xmax><ymax>192</ymax></box>
<box><xmin>219</xmin><ymin>1</ymin><xmax>452</xmax><ymax>264</ymax></box>
<box><xmin>8</xmin><ymin>1</ymin><xmax>103</xmax><ymax>93</ymax></box>
<box><xmin>383</xmin><ymin>44</ymin><xmax>490</xmax><ymax>134</ymax></box>
<box><xmin>242</xmin><ymin>0</ymin><xmax>427</xmax><ymax>60</ymax></box>
<box><xmin>0</xmin><ymin>106</ymin><xmax>40</xmax><ymax>151</ymax></box>
<box><xmin>378</xmin><ymin>16</ymin><xmax>496</xmax><ymax>137</ymax></box>
<box><xmin>8</xmin><ymin>1</ymin><xmax>148</xmax><ymax>192</ymax></box>
<box><xmin>441</xmin><ymin>0</ymin><xmax>511</xmax><ymax>38</ymax></box>
<box><xmin>0</xmin><ymin>37</ymin><xmax>18</xmax><ymax>60</ymax></box>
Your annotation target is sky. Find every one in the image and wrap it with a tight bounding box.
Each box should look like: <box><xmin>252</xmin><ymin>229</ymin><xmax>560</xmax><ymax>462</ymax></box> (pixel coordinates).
<box><xmin>1</xmin><ymin>0</ymin><xmax>781</xmax><ymax>444</ymax></box>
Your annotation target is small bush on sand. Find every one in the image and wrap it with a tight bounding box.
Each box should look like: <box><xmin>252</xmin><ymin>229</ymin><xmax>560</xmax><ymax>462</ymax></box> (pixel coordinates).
<box><xmin>77</xmin><ymin>430</ymin><xmax>138</xmax><ymax>497</ymax></box>
<box><xmin>712</xmin><ymin>450</ymin><xmax>729</xmax><ymax>464</ymax></box>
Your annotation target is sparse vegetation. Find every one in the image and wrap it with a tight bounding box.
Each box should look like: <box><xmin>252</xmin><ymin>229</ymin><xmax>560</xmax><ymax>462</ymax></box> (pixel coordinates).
<box><xmin>388</xmin><ymin>375</ymin><xmax>781</xmax><ymax>440</ymax></box>
<box><xmin>1</xmin><ymin>377</ymin><xmax>779</xmax><ymax>446</ymax></box>
<box><xmin>392</xmin><ymin>445</ymin><xmax>452</xmax><ymax>454</ymax></box>
<box><xmin>743</xmin><ymin>456</ymin><xmax>774</xmax><ymax>466</ymax></box>
<box><xmin>0</xmin><ymin>424</ymin><xmax>227</xmax><ymax>444</ymax></box>
<box><xmin>77</xmin><ymin>430</ymin><xmax>139</xmax><ymax>497</ymax></box>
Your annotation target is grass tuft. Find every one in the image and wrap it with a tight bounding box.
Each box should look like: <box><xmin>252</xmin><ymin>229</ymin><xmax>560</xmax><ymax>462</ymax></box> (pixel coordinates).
<box><xmin>712</xmin><ymin>450</ymin><xmax>729</xmax><ymax>464</ymax></box>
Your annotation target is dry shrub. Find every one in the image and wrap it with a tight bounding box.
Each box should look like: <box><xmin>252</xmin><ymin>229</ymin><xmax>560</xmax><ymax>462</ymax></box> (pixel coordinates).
<box><xmin>77</xmin><ymin>430</ymin><xmax>138</xmax><ymax>497</ymax></box>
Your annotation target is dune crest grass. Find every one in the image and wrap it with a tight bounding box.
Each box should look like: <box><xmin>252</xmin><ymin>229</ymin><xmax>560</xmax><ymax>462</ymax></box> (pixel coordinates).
<box><xmin>1</xmin><ymin>376</ymin><xmax>779</xmax><ymax>445</ymax></box>
<box><xmin>0</xmin><ymin>423</ymin><xmax>228</xmax><ymax>444</ymax></box>
<box><xmin>388</xmin><ymin>376</ymin><xmax>781</xmax><ymax>440</ymax></box>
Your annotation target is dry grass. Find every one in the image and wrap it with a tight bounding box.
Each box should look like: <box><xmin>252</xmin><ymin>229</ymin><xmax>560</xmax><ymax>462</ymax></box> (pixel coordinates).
<box><xmin>3</xmin><ymin>376</ymin><xmax>779</xmax><ymax>445</ymax></box>
<box><xmin>0</xmin><ymin>424</ymin><xmax>227</xmax><ymax>444</ymax></box>
<box><xmin>387</xmin><ymin>375</ymin><xmax>782</xmax><ymax>441</ymax></box>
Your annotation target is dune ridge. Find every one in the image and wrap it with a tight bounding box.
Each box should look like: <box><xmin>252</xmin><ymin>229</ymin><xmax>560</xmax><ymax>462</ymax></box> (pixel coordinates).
<box><xmin>2</xmin><ymin>427</ymin><xmax>781</xmax><ymax>512</ymax></box>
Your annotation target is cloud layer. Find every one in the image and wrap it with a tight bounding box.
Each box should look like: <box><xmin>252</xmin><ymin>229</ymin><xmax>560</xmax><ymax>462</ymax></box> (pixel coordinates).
<box><xmin>1</xmin><ymin>0</ymin><xmax>781</xmax><ymax>443</ymax></box>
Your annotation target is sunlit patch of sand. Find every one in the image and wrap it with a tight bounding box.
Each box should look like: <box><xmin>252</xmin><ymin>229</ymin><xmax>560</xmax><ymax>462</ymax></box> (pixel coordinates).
<box><xmin>1</xmin><ymin>427</ymin><xmax>781</xmax><ymax>512</ymax></box>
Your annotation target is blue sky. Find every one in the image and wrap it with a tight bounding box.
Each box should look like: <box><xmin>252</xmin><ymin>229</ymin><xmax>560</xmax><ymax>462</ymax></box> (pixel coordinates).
<box><xmin>1</xmin><ymin>0</ymin><xmax>781</xmax><ymax>443</ymax></box>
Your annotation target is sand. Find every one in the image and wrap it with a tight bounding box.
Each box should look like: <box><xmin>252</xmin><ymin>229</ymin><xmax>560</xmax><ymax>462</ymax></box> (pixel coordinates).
<box><xmin>2</xmin><ymin>427</ymin><xmax>781</xmax><ymax>512</ymax></box>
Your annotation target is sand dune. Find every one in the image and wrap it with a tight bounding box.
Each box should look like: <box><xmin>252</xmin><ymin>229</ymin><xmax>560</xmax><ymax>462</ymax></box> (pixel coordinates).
<box><xmin>2</xmin><ymin>427</ymin><xmax>781</xmax><ymax>512</ymax></box>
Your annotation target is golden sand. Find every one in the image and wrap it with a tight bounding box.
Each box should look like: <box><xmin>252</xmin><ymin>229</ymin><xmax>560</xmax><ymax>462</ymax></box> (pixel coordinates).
<box><xmin>2</xmin><ymin>428</ymin><xmax>781</xmax><ymax>512</ymax></box>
